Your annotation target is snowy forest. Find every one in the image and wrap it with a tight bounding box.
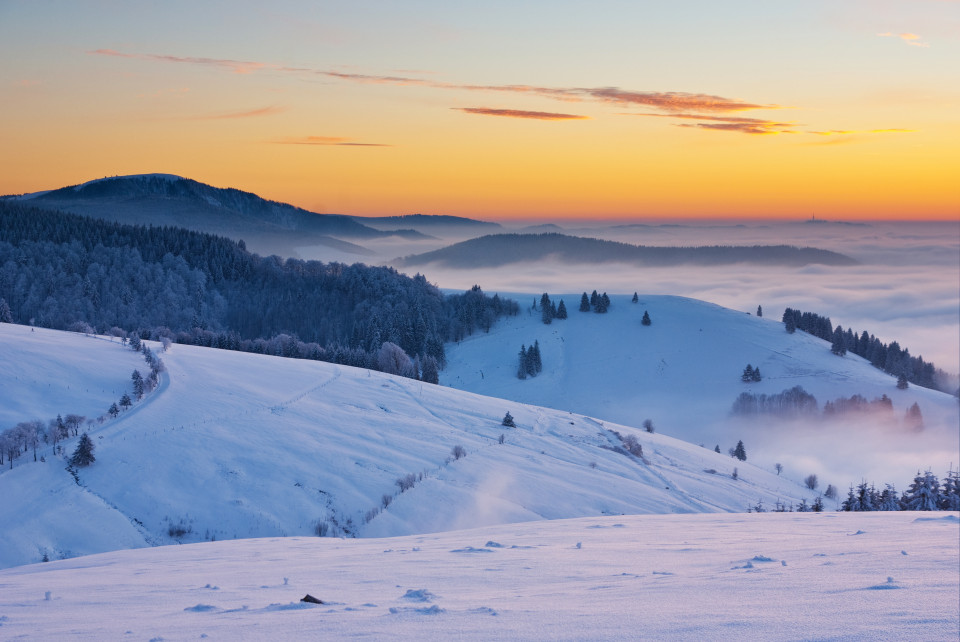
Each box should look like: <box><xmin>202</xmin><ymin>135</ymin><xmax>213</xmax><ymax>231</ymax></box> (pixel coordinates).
<box><xmin>0</xmin><ymin>201</ymin><xmax>518</xmax><ymax>378</ymax></box>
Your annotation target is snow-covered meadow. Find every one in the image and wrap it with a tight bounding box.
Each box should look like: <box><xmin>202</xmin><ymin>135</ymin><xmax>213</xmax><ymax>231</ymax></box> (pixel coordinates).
<box><xmin>1</xmin><ymin>512</ymin><xmax>956</xmax><ymax>640</ymax></box>
<box><xmin>441</xmin><ymin>294</ymin><xmax>959</xmax><ymax>487</ymax></box>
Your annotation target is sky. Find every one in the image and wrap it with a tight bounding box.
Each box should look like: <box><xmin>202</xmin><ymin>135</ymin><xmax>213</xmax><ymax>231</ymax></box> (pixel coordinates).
<box><xmin>1</xmin><ymin>0</ymin><xmax>958</xmax><ymax>220</ymax></box>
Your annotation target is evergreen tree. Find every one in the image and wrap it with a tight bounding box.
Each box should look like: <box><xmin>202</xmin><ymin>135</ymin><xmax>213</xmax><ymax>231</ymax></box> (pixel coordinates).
<box><xmin>502</xmin><ymin>411</ymin><xmax>516</xmax><ymax>427</ymax></box>
<box><xmin>590</xmin><ymin>290</ymin><xmax>599</xmax><ymax>309</ymax></box>
<box><xmin>783</xmin><ymin>308</ymin><xmax>797</xmax><ymax>334</ymax></box>
<box><xmin>0</xmin><ymin>297</ymin><xmax>12</xmax><ymax>323</ymax></box>
<box><xmin>830</xmin><ymin>326</ymin><xmax>847</xmax><ymax>356</ymax></box>
<box><xmin>904</xmin><ymin>402</ymin><xmax>924</xmax><ymax>430</ymax></box>
<box><xmin>420</xmin><ymin>355</ymin><xmax>440</xmax><ymax>384</ymax></box>
<box><xmin>878</xmin><ymin>484</ymin><xmax>900</xmax><ymax>511</ymax></box>
<box><xmin>556</xmin><ymin>300</ymin><xmax>567</xmax><ymax>319</ymax></box>
<box><xmin>714</xmin><ymin>444</ymin><xmax>721</xmax><ymax>454</ymax></box>
<box><xmin>741</xmin><ymin>364</ymin><xmax>755</xmax><ymax>383</ymax></box>
<box><xmin>643</xmin><ymin>419</ymin><xmax>654</xmax><ymax>433</ymax></box>
<box><xmin>119</xmin><ymin>393</ymin><xmax>132</xmax><ymax>409</ymax></box>
<box><xmin>940</xmin><ymin>468</ymin><xmax>960</xmax><ymax>511</ymax></box>
<box><xmin>824</xmin><ymin>484</ymin><xmax>838</xmax><ymax>500</ymax></box>
<box><xmin>517</xmin><ymin>345</ymin><xmax>527</xmax><ymax>380</ymax></box>
<box><xmin>599</xmin><ymin>293</ymin><xmax>611</xmax><ymax>313</ymax></box>
<box><xmin>896</xmin><ymin>373</ymin><xmax>909</xmax><ymax>390</ymax></box>
<box><xmin>811</xmin><ymin>495</ymin><xmax>824</xmax><ymax>512</ymax></box>
<box><xmin>902</xmin><ymin>471</ymin><xmax>941</xmax><ymax>510</ymax></box>
<box><xmin>108</xmin><ymin>402</ymin><xmax>120</xmax><ymax>418</ymax></box>
<box><xmin>129</xmin><ymin>332</ymin><xmax>142</xmax><ymax>352</ymax></box>
<box><xmin>751</xmin><ymin>366</ymin><xmax>762</xmax><ymax>382</ymax></box>
<box><xmin>529</xmin><ymin>340</ymin><xmax>542</xmax><ymax>375</ymax></box>
<box><xmin>132</xmin><ymin>370</ymin><xmax>145</xmax><ymax>399</ymax></box>
<box><xmin>756</xmin><ymin>305</ymin><xmax>762</xmax><ymax>317</ymax></box>
<box><xmin>632</xmin><ymin>292</ymin><xmax>639</xmax><ymax>303</ymax></box>
<box><xmin>70</xmin><ymin>433</ymin><xmax>95</xmax><ymax>467</ymax></box>
<box><xmin>732</xmin><ymin>440</ymin><xmax>747</xmax><ymax>461</ymax></box>
<box><xmin>641</xmin><ymin>311</ymin><xmax>651</xmax><ymax>326</ymax></box>
<box><xmin>579</xmin><ymin>292</ymin><xmax>590</xmax><ymax>312</ymax></box>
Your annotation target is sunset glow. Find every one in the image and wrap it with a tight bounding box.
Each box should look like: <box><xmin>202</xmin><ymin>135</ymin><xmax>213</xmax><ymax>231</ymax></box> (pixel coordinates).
<box><xmin>1</xmin><ymin>1</ymin><xmax>957</xmax><ymax>220</ymax></box>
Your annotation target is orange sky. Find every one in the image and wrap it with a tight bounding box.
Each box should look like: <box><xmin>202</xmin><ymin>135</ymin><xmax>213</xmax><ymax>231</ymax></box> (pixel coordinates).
<box><xmin>1</xmin><ymin>1</ymin><xmax>958</xmax><ymax>220</ymax></box>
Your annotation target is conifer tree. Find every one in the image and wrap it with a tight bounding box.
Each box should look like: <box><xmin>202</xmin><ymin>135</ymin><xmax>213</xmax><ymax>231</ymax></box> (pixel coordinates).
<box><xmin>742</xmin><ymin>365</ymin><xmax>755</xmax><ymax>383</ymax></box>
<box><xmin>579</xmin><ymin>292</ymin><xmax>590</xmax><ymax>312</ymax></box>
<box><xmin>132</xmin><ymin>370</ymin><xmax>145</xmax><ymax>399</ymax></box>
<box><xmin>0</xmin><ymin>297</ymin><xmax>12</xmax><ymax>323</ymax></box>
<box><xmin>902</xmin><ymin>470</ymin><xmax>941</xmax><ymax>510</ymax></box>
<box><xmin>502</xmin><ymin>411</ymin><xmax>516</xmax><ymax>427</ymax></box>
<box><xmin>556</xmin><ymin>300</ymin><xmax>567</xmax><ymax>319</ymax></box>
<box><xmin>70</xmin><ymin>433</ymin><xmax>95</xmax><ymax>467</ymax></box>
<box><xmin>632</xmin><ymin>292</ymin><xmax>639</xmax><ymax>303</ymax></box>
<box><xmin>517</xmin><ymin>345</ymin><xmax>527</xmax><ymax>380</ymax></box>
<box><xmin>896</xmin><ymin>373</ymin><xmax>909</xmax><ymax>390</ymax></box>
<box><xmin>756</xmin><ymin>305</ymin><xmax>762</xmax><ymax>317</ymax></box>
<box><xmin>732</xmin><ymin>440</ymin><xmax>747</xmax><ymax>461</ymax></box>
<box><xmin>904</xmin><ymin>402</ymin><xmax>924</xmax><ymax>430</ymax></box>
<box><xmin>641</xmin><ymin>311</ymin><xmax>651</xmax><ymax>326</ymax></box>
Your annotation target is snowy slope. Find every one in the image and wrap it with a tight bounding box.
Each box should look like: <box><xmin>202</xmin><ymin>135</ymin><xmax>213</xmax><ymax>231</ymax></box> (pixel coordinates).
<box><xmin>0</xmin><ymin>512</ymin><xmax>956</xmax><ymax>640</ymax></box>
<box><xmin>0</xmin><ymin>323</ymin><xmax>825</xmax><ymax>569</ymax></box>
<box><xmin>441</xmin><ymin>295</ymin><xmax>959</xmax><ymax>487</ymax></box>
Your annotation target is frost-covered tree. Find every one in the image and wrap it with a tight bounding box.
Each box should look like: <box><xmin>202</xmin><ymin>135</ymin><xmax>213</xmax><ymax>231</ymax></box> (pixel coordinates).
<box><xmin>132</xmin><ymin>370</ymin><xmax>145</xmax><ymax>400</ymax></box>
<box><xmin>119</xmin><ymin>393</ymin><xmax>132</xmax><ymax>410</ymax></box>
<box><xmin>904</xmin><ymin>402</ymin><xmax>924</xmax><ymax>430</ymax></box>
<box><xmin>579</xmin><ymin>292</ymin><xmax>590</xmax><ymax>312</ymax></box>
<box><xmin>451</xmin><ymin>445</ymin><xmax>467</xmax><ymax>460</ymax></box>
<box><xmin>70</xmin><ymin>433</ymin><xmax>95</xmax><ymax>467</ymax></box>
<box><xmin>420</xmin><ymin>355</ymin><xmax>440</xmax><ymax>385</ymax></box>
<box><xmin>811</xmin><ymin>495</ymin><xmax>824</xmax><ymax>512</ymax></box>
<box><xmin>641</xmin><ymin>310</ymin><xmax>651</xmax><ymax>326</ymax></box>
<box><xmin>902</xmin><ymin>471</ymin><xmax>941</xmax><ymax>511</ymax></box>
<box><xmin>0</xmin><ymin>297</ymin><xmax>12</xmax><ymax>323</ymax></box>
<box><xmin>501</xmin><ymin>411</ymin><xmax>516</xmax><ymax>427</ymax></box>
<box><xmin>517</xmin><ymin>345</ymin><xmax>528</xmax><ymax>379</ymax></box>
<box><xmin>643</xmin><ymin>419</ymin><xmax>654</xmax><ymax>433</ymax></box>
<box><xmin>940</xmin><ymin>468</ymin><xmax>960</xmax><ymax>511</ymax></box>
<box><xmin>741</xmin><ymin>364</ymin><xmax>755</xmax><ymax>383</ymax></box>
<box><xmin>377</xmin><ymin>342</ymin><xmax>416</xmax><ymax>378</ymax></box>
<box><xmin>824</xmin><ymin>484</ymin><xmax>838</xmax><ymax>500</ymax></box>
<box><xmin>804</xmin><ymin>474</ymin><xmax>818</xmax><ymax>490</ymax></box>
<box><xmin>896</xmin><ymin>373</ymin><xmax>909</xmax><ymax>390</ymax></box>
<box><xmin>108</xmin><ymin>402</ymin><xmax>120</xmax><ymax>418</ymax></box>
<box><xmin>129</xmin><ymin>332</ymin><xmax>141</xmax><ymax>352</ymax></box>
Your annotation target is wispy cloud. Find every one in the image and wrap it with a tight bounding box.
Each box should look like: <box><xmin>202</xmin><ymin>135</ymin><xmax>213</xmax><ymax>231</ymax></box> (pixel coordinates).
<box><xmin>271</xmin><ymin>135</ymin><xmax>391</xmax><ymax>147</ymax></box>
<box><xmin>89</xmin><ymin>49</ymin><xmax>273</xmax><ymax>74</ymax></box>
<box><xmin>877</xmin><ymin>32</ymin><xmax>930</xmax><ymax>48</ymax></box>
<box><xmin>809</xmin><ymin>128</ymin><xmax>916</xmax><ymax>136</ymax></box>
<box><xmin>454</xmin><ymin>107</ymin><xmax>589</xmax><ymax>121</ymax></box>
<box><xmin>629</xmin><ymin>112</ymin><xmax>797</xmax><ymax>135</ymax></box>
<box><xmin>188</xmin><ymin>106</ymin><xmax>286</xmax><ymax>120</ymax></box>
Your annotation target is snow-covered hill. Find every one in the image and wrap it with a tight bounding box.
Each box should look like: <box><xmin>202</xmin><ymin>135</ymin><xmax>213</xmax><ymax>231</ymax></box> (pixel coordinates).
<box><xmin>1</xmin><ymin>512</ymin><xmax>956</xmax><ymax>640</ymax></box>
<box><xmin>1</xmin><ymin>322</ymin><xmax>825</xmax><ymax>569</ymax></box>
<box><xmin>441</xmin><ymin>295</ymin><xmax>959</xmax><ymax>486</ymax></box>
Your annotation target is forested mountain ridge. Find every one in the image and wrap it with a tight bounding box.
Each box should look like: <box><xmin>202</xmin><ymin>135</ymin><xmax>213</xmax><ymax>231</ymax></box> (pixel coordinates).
<box><xmin>396</xmin><ymin>233</ymin><xmax>858</xmax><ymax>268</ymax></box>
<box><xmin>2</xmin><ymin>174</ymin><xmax>429</xmax><ymax>257</ymax></box>
<box><xmin>0</xmin><ymin>200</ymin><xmax>517</xmax><ymax>378</ymax></box>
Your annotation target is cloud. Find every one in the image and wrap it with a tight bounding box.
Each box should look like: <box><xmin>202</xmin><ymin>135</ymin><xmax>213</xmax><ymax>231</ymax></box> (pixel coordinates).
<box><xmin>630</xmin><ymin>112</ymin><xmax>797</xmax><ymax>135</ymax></box>
<box><xmin>89</xmin><ymin>49</ymin><xmax>272</xmax><ymax>74</ymax></box>
<box><xmin>271</xmin><ymin>135</ymin><xmax>391</xmax><ymax>147</ymax></box>
<box><xmin>877</xmin><ymin>32</ymin><xmax>930</xmax><ymax>47</ymax></box>
<box><xmin>583</xmin><ymin>88</ymin><xmax>778</xmax><ymax>112</ymax></box>
<box><xmin>454</xmin><ymin>107</ymin><xmax>589</xmax><ymax>121</ymax></box>
<box><xmin>188</xmin><ymin>106</ymin><xmax>286</xmax><ymax>120</ymax></box>
<box><xmin>807</xmin><ymin>128</ymin><xmax>916</xmax><ymax>138</ymax></box>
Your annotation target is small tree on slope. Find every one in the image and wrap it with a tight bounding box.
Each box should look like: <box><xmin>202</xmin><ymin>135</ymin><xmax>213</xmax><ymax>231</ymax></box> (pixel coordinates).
<box><xmin>70</xmin><ymin>433</ymin><xmax>95</xmax><ymax>467</ymax></box>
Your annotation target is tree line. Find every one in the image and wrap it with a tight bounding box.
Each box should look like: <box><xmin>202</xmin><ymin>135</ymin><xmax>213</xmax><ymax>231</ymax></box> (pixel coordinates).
<box><xmin>781</xmin><ymin>307</ymin><xmax>953</xmax><ymax>392</ymax></box>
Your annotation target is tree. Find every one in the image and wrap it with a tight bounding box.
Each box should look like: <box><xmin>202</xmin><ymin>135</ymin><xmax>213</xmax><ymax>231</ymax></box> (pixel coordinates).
<box><xmin>812</xmin><ymin>495</ymin><xmax>824</xmax><ymax>512</ymax></box>
<box><xmin>540</xmin><ymin>293</ymin><xmax>553</xmax><ymax>324</ymax></box>
<box><xmin>0</xmin><ymin>297</ymin><xmax>12</xmax><ymax>323</ymax></box>
<box><xmin>643</xmin><ymin>419</ymin><xmax>654</xmax><ymax>433</ymax></box>
<box><xmin>451</xmin><ymin>445</ymin><xmax>467</xmax><ymax>460</ymax></box>
<box><xmin>783</xmin><ymin>308</ymin><xmax>796</xmax><ymax>334</ymax></box>
<box><xmin>824</xmin><ymin>484</ymin><xmax>838</xmax><ymax>500</ymax></box>
<box><xmin>132</xmin><ymin>370</ymin><xmax>145</xmax><ymax>399</ymax></box>
<box><xmin>902</xmin><ymin>471</ymin><xmax>941</xmax><ymax>511</ymax></box>
<box><xmin>590</xmin><ymin>290</ymin><xmax>599</xmax><ymax>308</ymax></box>
<box><xmin>831</xmin><ymin>326</ymin><xmax>847</xmax><ymax>356</ymax></box>
<box><xmin>896</xmin><ymin>373</ymin><xmax>909</xmax><ymax>390</ymax></box>
<box><xmin>731</xmin><ymin>467</ymin><xmax>738</xmax><ymax>480</ymax></box>
<box><xmin>641</xmin><ymin>311</ymin><xmax>651</xmax><ymax>326</ymax></box>
<box><xmin>119</xmin><ymin>393</ymin><xmax>132</xmax><ymax>409</ymax></box>
<box><xmin>108</xmin><ymin>402</ymin><xmax>120</xmax><ymax>418</ymax></box>
<box><xmin>714</xmin><ymin>445</ymin><xmax>721</xmax><ymax>454</ymax></box>
<box><xmin>775</xmin><ymin>463</ymin><xmax>783</xmax><ymax>476</ymax></box>
<box><xmin>377</xmin><ymin>341</ymin><xmax>416</xmax><ymax>378</ymax></box>
<box><xmin>741</xmin><ymin>364</ymin><xmax>755</xmax><ymax>383</ymax></box>
<box><xmin>804</xmin><ymin>474</ymin><xmax>818</xmax><ymax>490</ymax></box>
<box><xmin>70</xmin><ymin>433</ymin><xmax>95</xmax><ymax>467</ymax></box>
<box><xmin>556</xmin><ymin>300</ymin><xmax>567</xmax><ymax>320</ymax></box>
<box><xmin>756</xmin><ymin>305</ymin><xmax>762</xmax><ymax>317</ymax></box>
<box><xmin>632</xmin><ymin>292</ymin><xmax>639</xmax><ymax>303</ymax></box>
<box><xmin>129</xmin><ymin>332</ymin><xmax>142</xmax><ymax>352</ymax></box>
<box><xmin>940</xmin><ymin>468</ymin><xmax>960</xmax><ymax>511</ymax></box>
<box><xmin>420</xmin><ymin>355</ymin><xmax>440</xmax><ymax>384</ymax></box>
<box><xmin>732</xmin><ymin>440</ymin><xmax>747</xmax><ymax>461</ymax></box>
<box><xmin>599</xmin><ymin>292</ymin><xmax>611</xmax><ymax>313</ymax></box>
<box><xmin>751</xmin><ymin>366</ymin><xmax>761</xmax><ymax>382</ymax></box>
<box><xmin>904</xmin><ymin>402</ymin><xmax>924</xmax><ymax>430</ymax></box>
<box><xmin>517</xmin><ymin>345</ymin><xmax>527</xmax><ymax>379</ymax></box>
<box><xmin>579</xmin><ymin>292</ymin><xmax>590</xmax><ymax>312</ymax></box>
<box><xmin>501</xmin><ymin>411</ymin><xmax>516</xmax><ymax>427</ymax></box>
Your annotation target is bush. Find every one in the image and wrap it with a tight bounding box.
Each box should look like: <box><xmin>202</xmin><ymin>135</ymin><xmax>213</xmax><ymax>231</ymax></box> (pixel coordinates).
<box><xmin>451</xmin><ymin>445</ymin><xmax>467</xmax><ymax>460</ymax></box>
<box><xmin>805</xmin><ymin>474</ymin><xmax>819</xmax><ymax>490</ymax></box>
<box><xmin>396</xmin><ymin>473</ymin><xmax>417</xmax><ymax>492</ymax></box>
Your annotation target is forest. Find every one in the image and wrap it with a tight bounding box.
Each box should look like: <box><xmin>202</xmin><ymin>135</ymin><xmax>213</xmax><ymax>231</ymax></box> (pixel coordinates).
<box><xmin>0</xmin><ymin>201</ymin><xmax>518</xmax><ymax>379</ymax></box>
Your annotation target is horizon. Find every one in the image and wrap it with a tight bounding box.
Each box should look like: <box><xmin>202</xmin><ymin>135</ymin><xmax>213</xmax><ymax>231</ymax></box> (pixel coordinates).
<box><xmin>1</xmin><ymin>1</ymin><xmax>958</xmax><ymax>220</ymax></box>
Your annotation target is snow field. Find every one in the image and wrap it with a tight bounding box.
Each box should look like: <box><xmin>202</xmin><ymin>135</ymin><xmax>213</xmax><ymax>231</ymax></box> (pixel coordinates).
<box><xmin>0</xmin><ymin>512</ymin><xmax>956</xmax><ymax>640</ymax></box>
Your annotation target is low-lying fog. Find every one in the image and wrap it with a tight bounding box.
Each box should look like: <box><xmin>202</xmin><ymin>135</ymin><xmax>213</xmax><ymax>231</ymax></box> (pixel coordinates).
<box><xmin>300</xmin><ymin>219</ymin><xmax>959</xmax><ymax>375</ymax></box>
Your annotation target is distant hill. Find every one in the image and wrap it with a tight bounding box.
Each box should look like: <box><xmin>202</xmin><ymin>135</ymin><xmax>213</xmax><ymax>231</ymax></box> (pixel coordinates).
<box><xmin>395</xmin><ymin>232</ymin><xmax>858</xmax><ymax>268</ymax></box>
<box><xmin>3</xmin><ymin>174</ymin><xmax>427</xmax><ymax>256</ymax></box>
<box><xmin>350</xmin><ymin>213</ymin><xmax>500</xmax><ymax>234</ymax></box>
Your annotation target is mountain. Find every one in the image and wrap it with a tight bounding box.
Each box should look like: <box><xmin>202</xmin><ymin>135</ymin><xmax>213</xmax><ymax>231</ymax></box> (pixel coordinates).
<box><xmin>1</xmin><ymin>512</ymin><xmax>956</xmax><ymax>640</ymax></box>
<box><xmin>3</xmin><ymin>174</ymin><xmax>426</xmax><ymax>256</ymax></box>
<box><xmin>394</xmin><ymin>233</ymin><xmax>858</xmax><ymax>268</ymax></box>
<box><xmin>0</xmin><ymin>321</ymin><xmax>825</xmax><ymax>569</ymax></box>
<box><xmin>441</xmin><ymin>294</ymin><xmax>958</xmax><ymax>486</ymax></box>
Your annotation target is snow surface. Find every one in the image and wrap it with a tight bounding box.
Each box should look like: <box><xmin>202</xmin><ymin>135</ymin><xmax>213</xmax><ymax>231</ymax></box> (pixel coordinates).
<box><xmin>1</xmin><ymin>322</ymin><xmax>826</xmax><ymax>569</ymax></box>
<box><xmin>0</xmin><ymin>512</ymin><xmax>956</xmax><ymax>640</ymax></box>
<box><xmin>441</xmin><ymin>294</ymin><xmax>960</xmax><ymax>486</ymax></box>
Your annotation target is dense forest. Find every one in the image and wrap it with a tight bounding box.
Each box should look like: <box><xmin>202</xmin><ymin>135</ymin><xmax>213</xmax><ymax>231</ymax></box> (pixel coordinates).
<box><xmin>781</xmin><ymin>307</ymin><xmax>953</xmax><ymax>393</ymax></box>
<box><xmin>0</xmin><ymin>201</ymin><xmax>517</xmax><ymax>379</ymax></box>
